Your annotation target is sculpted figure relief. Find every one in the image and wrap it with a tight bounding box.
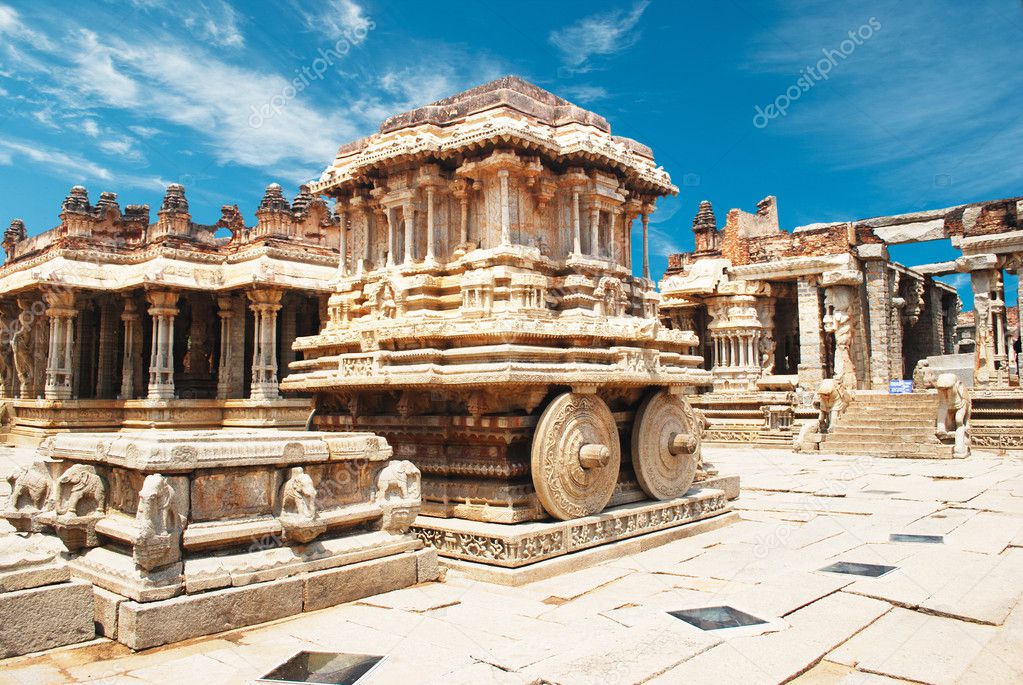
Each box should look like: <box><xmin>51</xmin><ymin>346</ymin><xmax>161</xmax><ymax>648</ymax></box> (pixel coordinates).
<box><xmin>11</xmin><ymin>317</ymin><xmax>33</xmax><ymax>398</ymax></box>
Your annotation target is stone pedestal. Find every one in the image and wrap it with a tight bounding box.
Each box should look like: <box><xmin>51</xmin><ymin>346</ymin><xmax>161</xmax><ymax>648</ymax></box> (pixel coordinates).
<box><xmin>2</xmin><ymin>429</ymin><xmax>436</xmax><ymax>650</ymax></box>
<box><xmin>0</xmin><ymin>534</ymin><xmax>95</xmax><ymax>658</ymax></box>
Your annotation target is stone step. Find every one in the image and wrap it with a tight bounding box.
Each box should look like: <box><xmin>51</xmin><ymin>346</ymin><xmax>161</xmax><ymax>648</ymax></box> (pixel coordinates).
<box><xmin>836</xmin><ymin>419</ymin><xmax>935</xmax><ymax>429</ymax></box>
<box><xmin>821</xmin><ymin>446</ymin><xmax>955</xmax><ymax>459</ymax></box>
<box><xmin>823</xmin><ymin>434</ymin><xmax>939</xmax><ymax>447</ymax></box>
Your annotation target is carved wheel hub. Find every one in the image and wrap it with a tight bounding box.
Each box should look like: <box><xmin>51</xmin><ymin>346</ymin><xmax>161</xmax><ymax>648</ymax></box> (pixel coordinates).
<box><xmin>531</xmin><ymin>392</ymin><xmax>620</xmax><ymax>521</ymax></box>
<box><xmin>631</xmin><ymin>390</ymin><xmax>700</xmax><ymax>500</ymax></box>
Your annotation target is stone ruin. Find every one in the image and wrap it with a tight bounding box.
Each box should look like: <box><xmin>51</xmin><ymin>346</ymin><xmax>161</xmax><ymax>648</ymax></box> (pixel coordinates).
<box><xmin>661</xmin><ymin>193</ymin><xmax>1023</xmax><ymax>458</ymax></box>
<box><xmin>2</xmin><ymin>430</ymin><xmax>435</xmax><ymax>652</ymax></box>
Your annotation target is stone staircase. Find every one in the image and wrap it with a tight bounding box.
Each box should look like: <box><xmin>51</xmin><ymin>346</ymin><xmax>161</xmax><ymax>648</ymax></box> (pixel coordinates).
<box><xmin>819</xmin><ymin>391</ymin><xmax>955</xmax><ymax>458</ymax></box>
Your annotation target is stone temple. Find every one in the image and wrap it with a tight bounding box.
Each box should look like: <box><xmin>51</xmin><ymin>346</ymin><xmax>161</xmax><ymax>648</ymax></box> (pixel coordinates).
<box><xmin>0</xmin><ymin>76</ymin><xmax>1021</xmax><ymax>662</ymax></box>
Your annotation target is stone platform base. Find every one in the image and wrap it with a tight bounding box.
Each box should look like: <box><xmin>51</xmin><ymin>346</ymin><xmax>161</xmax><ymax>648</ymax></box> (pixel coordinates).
<box><xmin>443</xmin><ymin>511</ymin><xmax>738</xmax><ymax>586</ymax></box>
<box><xmin>0</xmin><ymin>579</ymin><xmax>95</xmax><ymax>658</ymax></box>
<box><xmin>97</xmin><ymin>547</ymin><xmax>439</xmax><ymax>651</ymax></box>
<box><xmin>412</xmin><ymin>479</ymin><xmax>738</xmax><ymax>585</ymax></box>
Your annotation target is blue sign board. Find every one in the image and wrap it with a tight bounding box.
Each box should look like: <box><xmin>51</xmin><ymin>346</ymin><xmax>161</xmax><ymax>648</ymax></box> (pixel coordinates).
<box><xmin>889</xmin><ymin>380</ymin><xmax>914</xmax><ymax>394</ymax></box>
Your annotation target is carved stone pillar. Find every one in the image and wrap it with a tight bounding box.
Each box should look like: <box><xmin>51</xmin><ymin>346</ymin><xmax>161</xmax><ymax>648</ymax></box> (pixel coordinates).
<box><xmin>146</xmin><ymin>289</ymin><xmax>179</xmax><ymax>400</ymax></box>
<box><xmin>402</xmin><ymin>201</ymin><xmax>415</xmax><ymax>265</ymax></box>
<box><xmin>859</xmin><ymin>246</ymin><xmax>896</xmax><ymax>389</ymax></box>
<box><xmin>43</xmin><ymin>289</ymin><xmax>77</xmax><ymax>400</ymax></box>
<box><xmin>498</xmin><ymin>169</ymin><xmax>511</xmax><ymax>246</ymax></box>
<box><xmin>822</xmin><ymin>270</ymin><xmax>864</xmax><ymax>390</ymax></box>
<box><xmin>572</xmin><ymin>190</ymin><xmax>582</xmax><ymax>256</ymax></box>
<box><xmin>0</xmin><ymin>303</ymin><xmax>13</xmax><ymax>398</ymax></box>
<box><xmin>95</xmin><ymin>298</ymin><xmax>119</xmax><ymax>399</ymax></box>
<box><xmin>216</xmin><ymin>294</ymin><xmax>237</xmax><ymax>399</ymax></box>
<box><xmin>337</xmin><ymin>202</ymin><xmax>349</xmax><ymax>277</ymax></box>
<box><xmin>796</xmin><ymin>276</ymin><xmax>825</xmax><ymax>389</ymax></box>
<box><xmin>589</xmin><ymin>203</ymin><xmax>600</xmax><ymax>257</ymax></box>
<box><xmin>425</xmin><ymin>186</ymin><xmax>436</xmax><ymax>262</ymax></box>
<box><xmin>641</xmin><ymin>208</ymin><xmax>651</xmax><ymax>280</ymax></box>
<box><xmin>248</xmin><ymin>288</ymin><xmax>283</xmax><ymax>401</ymax></box>
<box><xmin>963</xmin><ymin>258</ymin><xmax>1001</xmax><ymax>387</ymax></box>
<box><xmin>385</xmin><ymin>207</ymin><xmax>396</xmax><ymax>267</ymax></box>
<box><xmin>120</xmin><ymin>296</ymin><xmax>141</xmax><ymax>399</ymax></box>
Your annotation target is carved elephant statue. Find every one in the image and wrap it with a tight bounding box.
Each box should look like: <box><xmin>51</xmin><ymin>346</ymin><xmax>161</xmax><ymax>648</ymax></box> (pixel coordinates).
<box><xmin>375</xmin><ymin>460</ymin><xmax>422</xmax><ymax>534</ymax></box>
<box><xmin>57</xmin><ymin>464</ymin><xmax>105</xmax><ymax>517</ymax></box>
<box><xmin>935</xmin><ymin>373</ymin><xmax>971</xmax><ymax>457</ymax></box>
<box><xmin>6</xmin><ymin>463</ymin><xmax>50</xmax><ymax>511</ymax></box>
<box><xmin>280</xmin><ymin>467</ymin><xmax>318</xmax><ymax>520</ymax></box>
<box><xmin>817</xmin><ymin>378</ymin><xmax>851</xmax><ymax>434</ymax></box>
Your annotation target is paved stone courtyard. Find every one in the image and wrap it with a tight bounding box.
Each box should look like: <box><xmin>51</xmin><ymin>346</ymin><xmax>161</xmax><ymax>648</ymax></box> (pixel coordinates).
<box><xmin>2</xmin><ymin>444</ymin><xmax>1022</xmax><ymax>685</ymax></box>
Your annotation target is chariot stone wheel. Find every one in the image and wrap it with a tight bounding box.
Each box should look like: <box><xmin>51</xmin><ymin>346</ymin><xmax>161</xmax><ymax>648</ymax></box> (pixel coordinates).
<box><xmin>530</xmin><ymin>392</ymin><xmax>621</xmax><ymax>521</ymax></box>
<box><xmin>631</xmin><ymin>389</ymin><xmax>700</xmax><ymax>500</ymax></box>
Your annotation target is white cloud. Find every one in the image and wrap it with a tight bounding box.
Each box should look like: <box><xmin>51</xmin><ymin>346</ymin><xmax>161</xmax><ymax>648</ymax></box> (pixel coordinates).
<box><xmin>0</xmin><ymin>4</ymin><xmax>52</xmax><ymax>49</ymax></box>
<box><xmin>98</xmin><ymin>134</ymin><xmax>145</xmax><ymax>163</ymax></box>
<box><xmin>549</xmin><ymin>1</ymin><xmax>649</xmax><ymax>71</ymax></box>
<box><xmin>560</xmin><ymin>84</ymin><xmax>609</xmax><ymax>104</ymax></box>
<box><xmin>0</xmin><ymin>6</ymin><xmax>503</xmax><ymax>187</ymax></box>
<box><xmin>183</xmin><ymin>1</ymin><xmax>245</xmax><ymax>48</ymax></box>
<box><xmin>128</xmin><ymin>125</ymin><xmax>162</xmax><ymax>138</ymax></box>
<box><xmin>0</xmin><ymin>138</ymin><xmax>113</xmax><ymax>181</ymax></box>
<box><xmin>298</xmin><ymin>0</ymin><xmax>372</xmax><ymax>44</ymax></box>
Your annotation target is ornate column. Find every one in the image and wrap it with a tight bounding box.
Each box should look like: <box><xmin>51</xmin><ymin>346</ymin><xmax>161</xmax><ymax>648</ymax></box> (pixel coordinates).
<box><xmin>385</xmin><ymin>207</ymin><xmax>396</xmax><ymax>267</ymax></box>
<box><xmin>216</xmin><ymin>294</ymin><xmax>237</xmax><ymax>399</ymax></box>
<box><xmin>572</xmin><ymin>190</ymin><xmax>582</xmax><ymax>256</ymax></box>
<box><xmin>337</xmin><ymin>200</ymin><xmax>349</xmax><ymax>277</ymax></box>
<box><xmin>498</xmin><ymin>169</ymin><xmax>511</xmax><ymax>246</ymax></box>
<box><xmin>247</xmin><ymin>288</ymin><xmax>283</xmax><ymax>401</ymax></box>
<box><xmin>120</xmin><ymin>296</ymin><xmax>140</xmax><ymax>399</ymax></box>
<box><xmin>402</xmin><ymin>201</ymin><xmax>415</xmax><ymax>265</ymax></box>
<box><xmin>822</xmin><ymin>270</ymin><xmax>864</xmax><ymax>390</ymax></box>
<box><xmin>589</xmin><ymin>202</ymin><xmax>600</xmax><ymax>257</ymax></box>
<box><xmin>641</xmin><ymin>205</ymin><xmax>653</xmax><ymax>280</ymax></box>
<box><xmin>43</xmin><ymin>289</ymin><xmax>77</xmax><ymax>400</ymax></box>
<box><xmin>424</xmin><ymin>187</ymin><xmax>436</xmax><ymax>262</ymax></box>
<box><xmin>453</xmin><ymin>180</ymin><xmax>470</xmax><ymax>246</ymax></box>
<box><xmin>95</xmin><ymin>298</ymin><xmax>119</xmax><ymax>399</ymax></box>
<box><xmin>145</xmin><ymin>289</ymin><xmax>179</xmax><ymax>400</ymax></box>
<box><xmin>957</xmin><ymin>254</ymin><xmax>1001</xmax><ymax>387</ymax></box>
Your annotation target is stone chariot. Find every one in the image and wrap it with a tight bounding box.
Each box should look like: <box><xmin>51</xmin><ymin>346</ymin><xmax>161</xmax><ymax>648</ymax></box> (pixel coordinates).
<box><xmin>283</xmin><ymin>78</ymin><xmax>735</xmax><ymax>572</ymax></box>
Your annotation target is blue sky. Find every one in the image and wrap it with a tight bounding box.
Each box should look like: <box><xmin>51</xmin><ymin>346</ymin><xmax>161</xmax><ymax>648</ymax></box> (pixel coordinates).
<box><xmin>1</xmin><ymin>1</ymin><xmax>1021</xmax><ymax>308</ymax></box>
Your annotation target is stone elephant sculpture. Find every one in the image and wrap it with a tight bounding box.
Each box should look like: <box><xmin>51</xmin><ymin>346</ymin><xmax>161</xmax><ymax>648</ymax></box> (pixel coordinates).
<box><xmin>57</xmin><ymin>464</ymin><xmax>105</xmax><ymax>516</ymax></box>
<box><xmin>817</xmin><ymin>378</ymin><xmax>851</xmax><ymax>434</ymax></box>
<box><xmin>935</xmin><ymin>373</ymin><xmax>971</xmax><ymax>457</ymax></box>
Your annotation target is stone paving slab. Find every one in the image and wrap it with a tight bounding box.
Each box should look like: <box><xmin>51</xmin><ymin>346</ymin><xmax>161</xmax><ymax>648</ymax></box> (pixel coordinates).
<box><xmin>2</xmin><ymin>446</ymin><xmax>1023</xmax><ymax>684</ymax></box>
<box><xmin>828</xmin><ymin>606</ymin><xmax>997</xmax><ymax>684</ymax></box>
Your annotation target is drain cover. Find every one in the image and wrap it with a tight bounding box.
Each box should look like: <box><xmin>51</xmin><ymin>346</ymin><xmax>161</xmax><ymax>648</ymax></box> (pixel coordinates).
<box><xmin>890</xmin><ymin>533</ymin><xmax>943</xmax><ymax>544</ymax></box>
<box><xmin>668</xmin><ymin>605</ymin><xmax>767</xmax><ymax>631</ymax></box>
<box><xmin>819</xmin><ymin>561</ymin><xmax>896</xmax><ymax>577</ymax></box>
<box><xmin>258</xmin><ymin>652</ymin><xmax>384</xmax><ymax>684</ymax></box>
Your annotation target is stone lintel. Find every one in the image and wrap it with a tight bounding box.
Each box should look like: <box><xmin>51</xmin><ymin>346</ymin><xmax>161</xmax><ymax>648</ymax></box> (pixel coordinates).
<box><xmin>955</xmin><ymin>253</ymin><xmax>999</xmax><ymax>273</ymax></box>
<box><xmin>855</xmin><ymin>243</ymin><xmax>888</xmax><ymax>261</ymax></box>
<box><xmin>821</xmin><ymin>269</ymin><xmax>864</xmax><ymax>288</ymax></box>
